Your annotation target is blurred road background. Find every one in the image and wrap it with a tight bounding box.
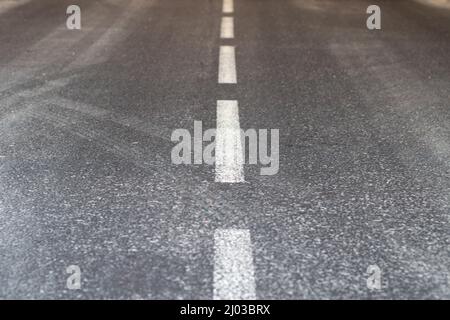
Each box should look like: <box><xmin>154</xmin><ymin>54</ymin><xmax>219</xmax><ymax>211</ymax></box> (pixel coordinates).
<box><xmin>0</xmin><ymin>0</ymin><xmax>449</xmax><ymax>299</ymax></box>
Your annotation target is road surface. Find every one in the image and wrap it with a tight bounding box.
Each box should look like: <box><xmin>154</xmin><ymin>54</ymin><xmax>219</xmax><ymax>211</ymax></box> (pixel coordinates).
<box><xmin>0</xmin><ymin>0</ymin><xmax>449</xmax><ymax>299</ymax></box>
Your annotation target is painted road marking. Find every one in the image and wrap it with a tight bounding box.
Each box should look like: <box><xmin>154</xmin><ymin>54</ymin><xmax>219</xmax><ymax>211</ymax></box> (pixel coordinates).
<box><xmin>213</xmin><ymin>229</ymin><xmax>256</xmax><ymax>300</ymax></box>
<box><xmin>215</xmin><ymin>100</ymin><xmax>244</xmax><ymax>183</ymax></box>
<box><xmin>223</xmin><ymin>0</ymin><xmax>234</xmax><ymax>14</ymax></box>
<box><xmin>0</xmin><ymin>0</ymin><xmax>29</xmax><ymax>14</ymax></box>
<box><xmin>220</xmin><ymin>17</ymin><xmax>234</xmax><ymax>39</ymax></box>
<box><xmin>218</xmin><ymin>46</ymin><xmax>237</xmax><ymax>84</ymax></box>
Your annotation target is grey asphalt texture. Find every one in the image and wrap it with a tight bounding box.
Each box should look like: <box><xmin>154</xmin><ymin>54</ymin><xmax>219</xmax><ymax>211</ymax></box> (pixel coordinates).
<box><xmin>0</xmin><ymin>0</ymin><xmax>449</xmax><ymax>299</ymax></box>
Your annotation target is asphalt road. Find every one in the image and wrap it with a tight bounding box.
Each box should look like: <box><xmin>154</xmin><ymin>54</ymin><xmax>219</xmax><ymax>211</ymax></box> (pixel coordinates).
<box><xmin>0</xmin><ymin>0</ymin><xmax>449</xmax><ymax>299</ymax></box>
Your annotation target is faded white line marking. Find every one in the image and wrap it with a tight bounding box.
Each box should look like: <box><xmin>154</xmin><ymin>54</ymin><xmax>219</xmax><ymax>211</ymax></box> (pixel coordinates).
<box><xmin>222</xmin><ymin>0</ymin><xmax>234</xmax><ymax>14</ymax></box>
<box><xmin>215</xmin><ymin>100</ymin><xmax>244</xmax><ymax>183</ymax></box>
<box><xmin>218</xmin><ymin>46</ymin><xmax>237</xmax><ymax>84</ymax></box>
<box><xmin>0</xmin><ymin>0</ymin><xmax>29</xmax><ymax>14</ymax></box>
<box><xmin>213</xmin><ymin>229</ymin><xmax>256</xmax><ymax>300</ymax></box>
<box><xmin>220</xmin><ymin>17</ymin><xmax>234</xmax><ymax>39</ymax></box>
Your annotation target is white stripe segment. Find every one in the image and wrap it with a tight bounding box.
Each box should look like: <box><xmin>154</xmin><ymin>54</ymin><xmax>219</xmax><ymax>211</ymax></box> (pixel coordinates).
<box><xmin>218</xmin><ymin>46</ymin><xmax>237</xmax><ymax>84</ymax></box>
<box><xmin>222</xmin><ymin>0</ymin><xmax>234</xmax><ymax>13</ymax></box>
<box><xmin>213</xmin><ymin>229</ymin><xmax>256</xmax><ymax>300</ymax></box>
<box><xmin>220</xmin><ymin>17</ymin><xmax>234</xmax><ymax>39</ymax></box>
<box><xmin>215</xmin><ymin>100</ymin><xmax>244</xmax><ymax>183</ymax></box>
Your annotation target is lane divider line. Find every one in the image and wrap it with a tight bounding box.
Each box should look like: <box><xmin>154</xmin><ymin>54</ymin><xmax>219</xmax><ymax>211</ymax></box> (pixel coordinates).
<box><xmin>215</xmin><ymin>100</ymin><xmax>244</xmax><ymax>183</ymax></box>
<box><xmin>213</xmin><ymin>229</ymin><xmax>256</xmax><ymax>300</ymax></box>
<box><xmin>220</xmin><ymin>17</ymin><xmax>234</xmax><ymax>39</ymax></box>
<box><xmin>213</xmin><ymin>0</ymin><xmax>255</xmax><ymax>302</ymax></box>
<box><xmin>222</xmin><ymin>0</ymin><xmax>234</xmax><ymax>14</ymax></box>
<box><xmin>218</xmin><ymin>46</ymin><xmax>237</xmax><ymax>84</ymax></box>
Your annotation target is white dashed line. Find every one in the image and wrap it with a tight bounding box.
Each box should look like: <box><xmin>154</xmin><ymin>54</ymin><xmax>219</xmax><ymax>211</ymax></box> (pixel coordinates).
<box><xmin>222</xmin><ymin>0</ymin><xmax>234</xmax><ymax>14</ymax></box>
<box><xmin>220</xmin><ymin>17</ymin><xmax>234</xmax><ymax>39</ymax></box>
<box><xmin>213</xmin><ymin>229</ymin><xmax>256</xmax><ymax>300</ymax></box>
<box><xmin>218</xmin><ymin>46</ymin><xmax>237</xmax><ymax>84</ymax></box>
<box><xmin>215</xmin><ymin>100</ymin><xmax>244</xmax><ymax>183</ymax></box>
<box><xmin>214</xmin><ymin>0</ymin><xmax>257</xmax><ymax>303</ymax></box>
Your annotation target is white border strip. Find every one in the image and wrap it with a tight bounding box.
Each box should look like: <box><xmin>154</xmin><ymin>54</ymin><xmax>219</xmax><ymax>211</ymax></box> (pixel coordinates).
<box><xmin>215</xmin><ymin>100</ymin><xmax>244</xmax><ymax>183</ymax></box>
<box><xmin>222</xmin><ymin>0</ymin><xmax>234</xmax><ymax>14</ymax></box>
<box><xmin>213</xmin><ymin>229</ymin><xmax>256</xmax><ymax>300</ymax></box>
<box><xmin>218</xmin><ymin>46</ymin><xmax>237</xmax><ymax>84</ymax></box>
<box><xmin>220</xmin><ymin>17</ymin><xmax>234</xmax><ymax>39</ymax></box>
